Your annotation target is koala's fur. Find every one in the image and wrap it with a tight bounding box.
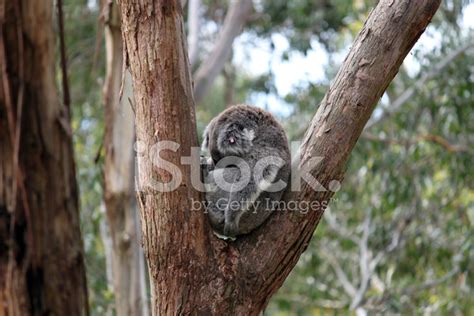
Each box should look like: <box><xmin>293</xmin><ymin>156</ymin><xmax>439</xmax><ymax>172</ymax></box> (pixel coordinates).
<box><xmin>201</xmin><ymin>104</ymin><xmax>291</xmax><ymax>239</ymax></box>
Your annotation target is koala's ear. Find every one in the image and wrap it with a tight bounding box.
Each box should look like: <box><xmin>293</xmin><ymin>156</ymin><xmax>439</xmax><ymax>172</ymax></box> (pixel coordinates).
<box><xmin>201</xmin><ymin>120</ymin><xmax>213</xmax><ymax>151</ymax></box>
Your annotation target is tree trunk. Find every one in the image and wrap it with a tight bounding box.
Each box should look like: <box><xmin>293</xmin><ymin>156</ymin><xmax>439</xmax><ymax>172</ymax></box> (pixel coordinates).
<box><xmin>0</xmin><ymin>1</ymin><xmax>88</xmax><ymax>315</ymax></box>
<box><xmin>103</xmin><ymin>2</ymin><xmax>149</xmax><ymax>315</ymax></box>
<box><xmin>118</xmin><ymin>0</ymin><xmax>440</xmax><ymax>314</ymax></box>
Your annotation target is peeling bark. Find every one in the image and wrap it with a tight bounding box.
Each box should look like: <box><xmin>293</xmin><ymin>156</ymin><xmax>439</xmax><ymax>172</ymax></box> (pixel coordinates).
<box><xmin>118</xmin><ymin>0</ymin><xmax>440</xmax><ymax>314</ymax></box>
<box><xmin>0</xmin><ymin>1</ymin><xmax>88</xmax><ymax>315</ymax></box>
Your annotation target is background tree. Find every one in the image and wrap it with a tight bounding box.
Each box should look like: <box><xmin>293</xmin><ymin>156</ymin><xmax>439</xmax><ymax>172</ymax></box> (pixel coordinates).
<box><xmin>0</xmin><ymin>0</ymin><xmax>88</xmax><ymax>314</ymax></box>
<box><xmin>102</xmin><ymin>2</ymin><xmax>149</xmax><ymax>315</ymax></box>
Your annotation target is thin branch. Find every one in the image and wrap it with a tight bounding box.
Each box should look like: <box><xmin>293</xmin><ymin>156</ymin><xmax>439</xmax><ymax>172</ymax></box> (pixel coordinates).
<box><xmin>362</xmin><ymin>133</ymin><xmax>473</xmax><ymax>154</ymax></box>
<box><xmin>372</xmin><ymin>206</ymin><xmax>417</xmax><ymax>269</ymax></box>
<box><xmin>403</xmin><ymin>267</ymin><xmax>461</xmax><ymax>295</ymax></box>
<box><xmin>284</xmin><ymin>294</ymin><xmax>348</xmax><ymax>310</ymax></box>
<box><xmin>322</xmin><ymin>247</ymin><xmax>357</xmax><ymax>298</ymax></box>
<box><xmin>366</xmin><ymin>40</ymin><xmax>474</xmax><ymax>129</ymax></box>
<box><xmin>351</xmin><ymin>204</ymin><xmax>415</xmax><ymax>310</ymax></box>
<box><xmin>373</xmin><ymin>240</ymin><xmax>467</xmax><ymax>308</ymax></box>
<box><xmin>350</xmin><ymin>210</ymin><xmax>372</xmax><ymax>310</ymax></box>
<box><xmin>193</xmin><ymin>0</ymin><xmax>253</xmax><ymax>104</ymax></box>
<box><xmin>371</xmin><ymin>273</ymin><xmax>386</xmax><ymax>293</ymax></box>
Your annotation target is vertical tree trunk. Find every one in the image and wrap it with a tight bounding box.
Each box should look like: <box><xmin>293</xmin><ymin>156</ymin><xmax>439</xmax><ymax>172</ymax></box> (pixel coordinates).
<box><xmin>118</xmin><ymin>0</ymin><xmax>440</xmax><ymax>314</ymax></box>
<box><xmin>0</xmin><ymin>1</ymin><xmax>88</xmax><ymax>315</ymax></box>
<box><xmin>103</xmin><ymin>2</ymin><xmax>149</xmax><ymax>316</ymax></box>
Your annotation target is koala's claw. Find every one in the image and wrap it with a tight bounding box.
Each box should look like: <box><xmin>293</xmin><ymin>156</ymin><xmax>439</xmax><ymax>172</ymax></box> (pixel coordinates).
<box><xmin>224</xmin><ymin>222</ymin><xmax>238</xmax><ymax>239</ymax></box>
<box><xmin>212</xmin><ymin>230</ymin><xmax>236</xmax><ymax>241</ymax></box>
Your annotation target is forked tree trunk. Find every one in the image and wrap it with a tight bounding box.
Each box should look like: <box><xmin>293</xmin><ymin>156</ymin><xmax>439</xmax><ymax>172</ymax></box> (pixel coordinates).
<box><xmin>117</xmin><ymin>0</ymin><xmax>440</xmax><ymax>314</ymax></box>
<box><xmin>0</xmin><ymin>1</ymin><xmax>88</xmax><ymax>315</ymax></box>
<box><xmin>103</xmin><ymin>2</ymin><xmax>149</xmax><ymax>315</ymax></box>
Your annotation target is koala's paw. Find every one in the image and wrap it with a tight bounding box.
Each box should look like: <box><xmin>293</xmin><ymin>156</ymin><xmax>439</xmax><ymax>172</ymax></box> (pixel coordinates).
<box><xmin>200</xmin><ymin>155</ymin><xmax>214</xmax><ymax>172</ymax></box>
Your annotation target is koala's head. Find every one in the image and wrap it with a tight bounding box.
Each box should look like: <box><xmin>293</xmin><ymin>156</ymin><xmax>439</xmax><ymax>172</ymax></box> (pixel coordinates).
<box><xmin>216</xmin><ymin>122</ymin><xmax>255</xmax><ymax>157</ymax></box>
<box><xmin>202</xmin><ymin>111</ymin><xmax>257</xmax><ymax>162</ymax></box>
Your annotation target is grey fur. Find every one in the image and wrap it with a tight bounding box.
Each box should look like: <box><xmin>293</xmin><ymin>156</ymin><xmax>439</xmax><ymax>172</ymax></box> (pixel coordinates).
<box><xmin>201</xmin><ymin>104</ymin><xmax>291</xmax><ymax>239</ymax></box>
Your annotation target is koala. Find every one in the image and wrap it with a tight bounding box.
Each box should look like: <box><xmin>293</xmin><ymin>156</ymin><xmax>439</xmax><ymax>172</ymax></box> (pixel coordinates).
<box><xmin>201</xmin><ymin>104</ymin><xmax>291</xmax><ymax>239</ymax></box>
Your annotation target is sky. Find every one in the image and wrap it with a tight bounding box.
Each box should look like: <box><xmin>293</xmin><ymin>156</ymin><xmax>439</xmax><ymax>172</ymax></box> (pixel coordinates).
<box><xmin>233</xmin><ymin>4</ymin><xmax>474</xmax><ymax>117</ymax></box>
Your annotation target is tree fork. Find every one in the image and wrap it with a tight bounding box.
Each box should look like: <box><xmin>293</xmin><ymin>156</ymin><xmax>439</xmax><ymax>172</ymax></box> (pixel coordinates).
<box><xmin>117</xmin><ymin>0</ymin><xmax>441</xmax><ymax>314</ymax></box>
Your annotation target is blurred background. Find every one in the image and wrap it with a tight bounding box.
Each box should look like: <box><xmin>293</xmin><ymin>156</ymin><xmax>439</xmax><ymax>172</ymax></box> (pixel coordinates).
<box><xmin>65</xmin><ymin>0</ymin><xmax>473</xmax><ymax>314</ymax></box>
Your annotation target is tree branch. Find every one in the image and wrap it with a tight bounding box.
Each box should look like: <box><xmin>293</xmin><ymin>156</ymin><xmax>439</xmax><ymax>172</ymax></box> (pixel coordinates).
<box><xmin>403</xmin><ymin>267</ymin><xmax>461</xmax><ymax>295</ymax></box>
<box><xmin>350</xmin><ymin>210</ymin><xmax>373</xmax><ymax>310</ymax></box>
<box><xmin>192</xmin><ymin>0</ymin><xmax>253</xmax><ymax>104</ymax></box>
<box><xmin>284</xmin><ymin>294</ymin><xmax>348</xmax><ymax>310</ymax></box>
<box><xmin>322</xmin><ymin>247</ymin><xmax>357</xmax><ymax>297</ymax></box>
<box><xmin>362</xmin><ymin>133</ymin><xmax>473</xmax><ymax>154</ymax></box>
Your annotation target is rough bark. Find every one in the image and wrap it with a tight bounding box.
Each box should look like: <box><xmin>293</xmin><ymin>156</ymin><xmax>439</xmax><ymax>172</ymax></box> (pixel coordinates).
<box><xmin>103</xmin><ymin>2</ymin><xmax>149</xmax><ymax>315</ymax></box>
<box><xmin>118</xmin><ymin>0</ymin><xmax>440</xmax><ymax>315</ymax></box>
<box><xmin>192</xmin><ymin>0</ymin><xmax>253</xmax><ymax>104</ymax></box>
<box><xmin>0</xmin><ymin>1</ymin><xmax>88</xmax><ymax>315</ymax></box>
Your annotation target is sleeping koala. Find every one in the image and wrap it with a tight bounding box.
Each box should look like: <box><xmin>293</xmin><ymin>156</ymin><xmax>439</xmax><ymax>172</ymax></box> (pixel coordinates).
<box><xmin>201</xmin><ymin>104</ymin><xmax>290</xmax><ymax>239</ymax></box>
